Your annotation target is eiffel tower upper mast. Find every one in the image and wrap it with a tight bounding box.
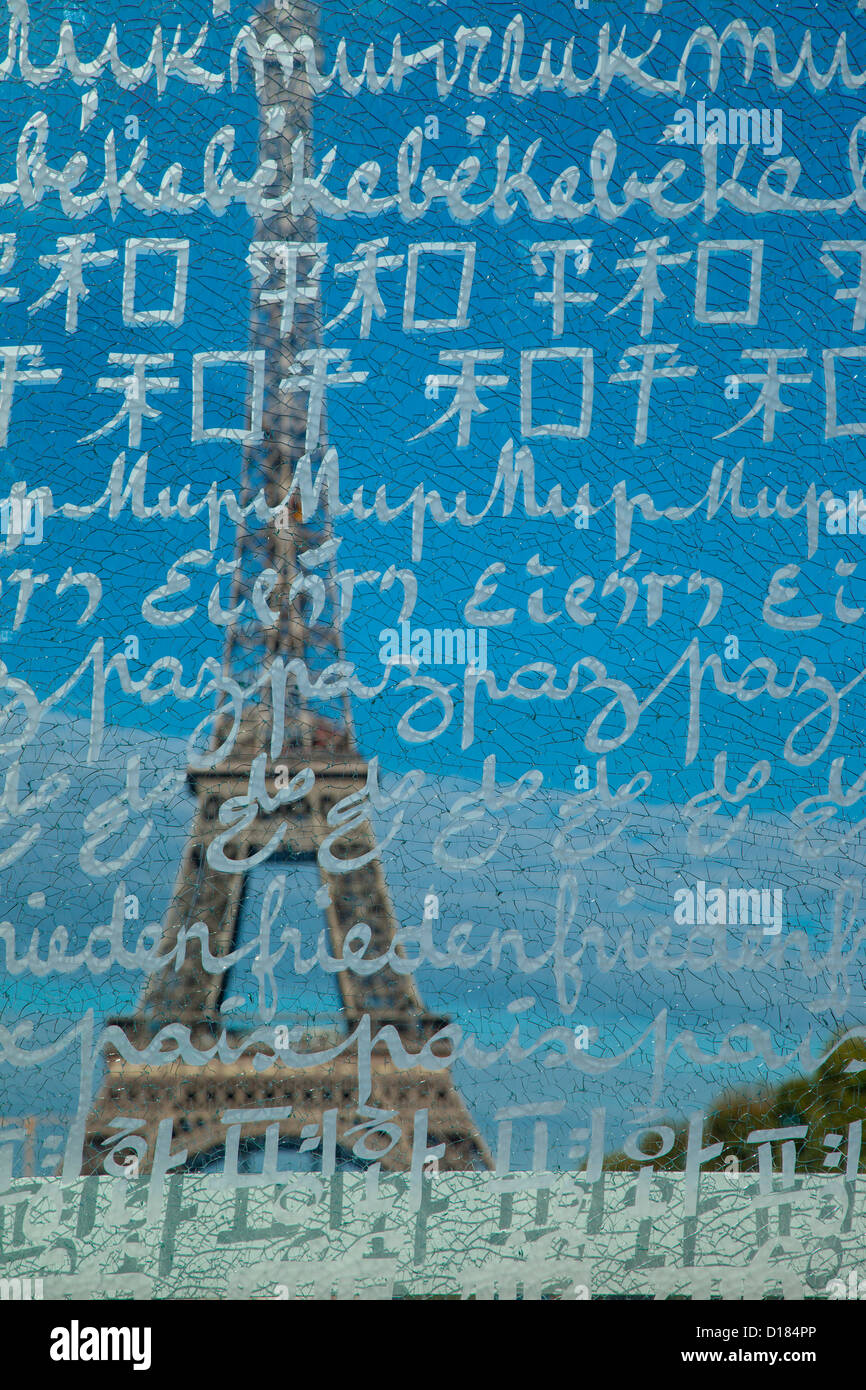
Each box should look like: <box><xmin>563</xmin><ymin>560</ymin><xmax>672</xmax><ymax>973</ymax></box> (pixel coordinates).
<box><xmin>82</xmin><ymin>0</ymin><xmax>491</xmax><ymax>1174</ymax></box>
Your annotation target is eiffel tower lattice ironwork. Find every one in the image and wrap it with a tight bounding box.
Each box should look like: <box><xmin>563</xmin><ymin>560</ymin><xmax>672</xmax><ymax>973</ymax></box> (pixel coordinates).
<box><xmin>82</xmin><ymin>0</ymin><xmax>491</xmax><ymax>1177</ymax></box>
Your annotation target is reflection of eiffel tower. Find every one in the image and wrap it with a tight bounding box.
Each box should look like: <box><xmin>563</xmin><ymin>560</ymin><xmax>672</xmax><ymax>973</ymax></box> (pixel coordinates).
<box><xmin>82</xmin><ymin>0</ymin><xmax>490</xmax><ymax>1177</ymax></box>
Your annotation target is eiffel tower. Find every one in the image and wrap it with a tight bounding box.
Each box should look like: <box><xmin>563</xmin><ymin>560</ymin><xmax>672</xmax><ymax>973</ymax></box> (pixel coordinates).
<box><xmin>81</xmin><ymin>0</ymin><xmax>491</xmax><ymax>1177</ymax></box>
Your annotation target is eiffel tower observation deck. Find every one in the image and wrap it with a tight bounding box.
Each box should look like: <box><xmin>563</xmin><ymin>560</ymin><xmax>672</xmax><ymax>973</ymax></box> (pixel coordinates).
<box><xmin>81</xmin><ymin>0</ymin><xmax>491</xmax><ymax>1178</ymax></box>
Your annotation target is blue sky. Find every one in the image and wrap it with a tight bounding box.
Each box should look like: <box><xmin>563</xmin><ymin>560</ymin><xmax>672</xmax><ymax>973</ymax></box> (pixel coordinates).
<box><xmin>1</xmin><ymin>0</ymin><xmax>866</xmax><ymax>1169</ymax></box>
